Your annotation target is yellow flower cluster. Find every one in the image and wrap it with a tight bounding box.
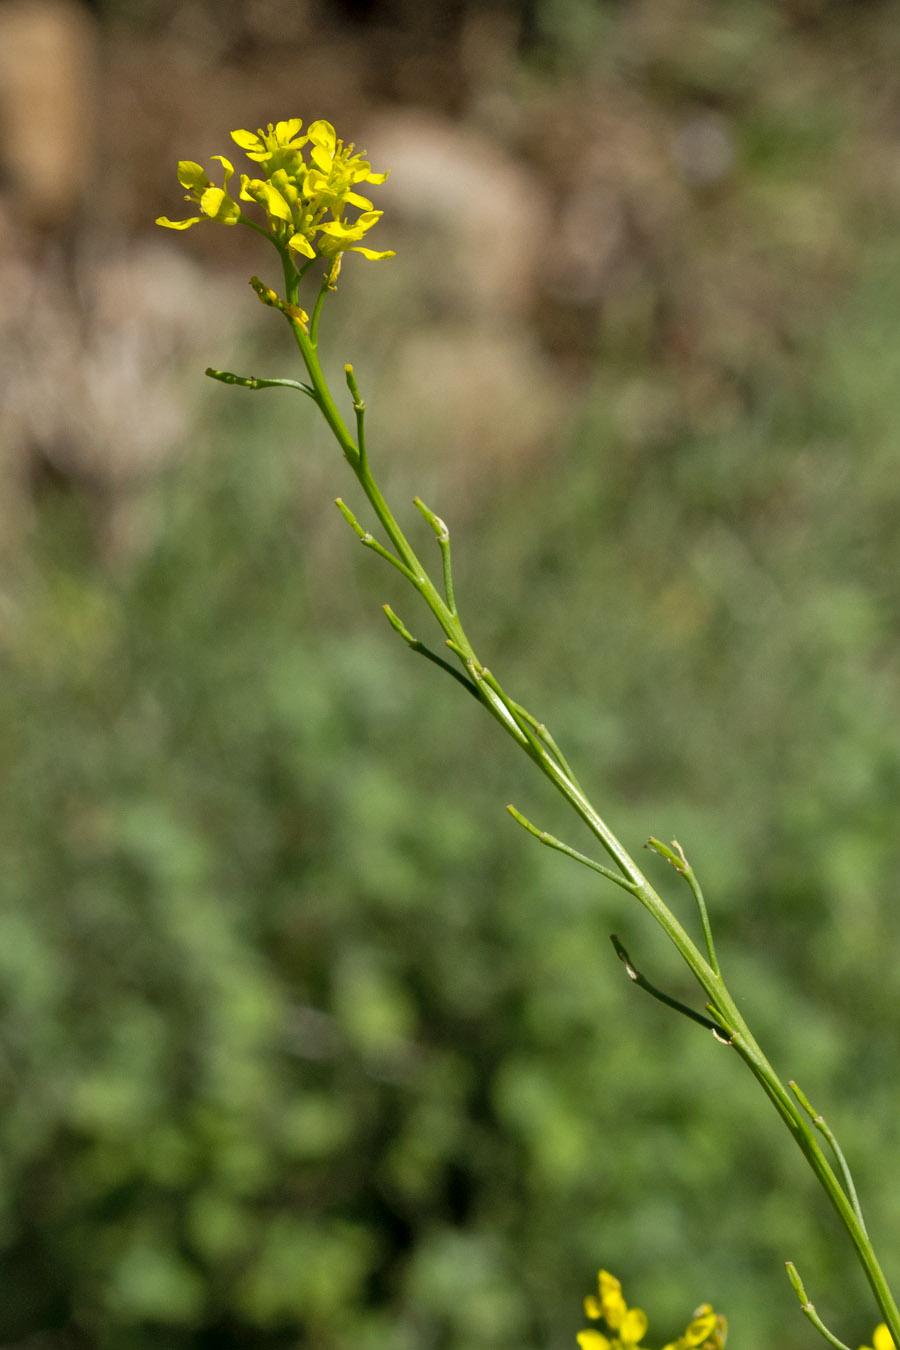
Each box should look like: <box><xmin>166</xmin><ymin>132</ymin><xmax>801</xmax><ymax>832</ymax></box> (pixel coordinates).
<box><xmin>577</xmin><ymin>1272</ymin><xmax>726</xmax><ymax>1350</ymax></box>
<box><xmin>578</xmin><ymin>1271</ymin><xmax>649</xmax><ymax>1350</ymax></box>
<box><xmin>156</xmin><ymin>117</ymin><xmax>393</xmax><ymax>272</ymax></box>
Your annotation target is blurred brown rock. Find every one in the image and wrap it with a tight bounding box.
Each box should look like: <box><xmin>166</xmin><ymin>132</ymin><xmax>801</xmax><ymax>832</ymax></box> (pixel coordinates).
<box><xmin>0</xmin><ymin>0</ymin><xmax>98</xmax><ymax>228</ymax></box>
<box><xmin>359</xmin><ymin>109</ymin><xmax>567</xmax><ymax>489</ymax></box>
<box><xmin>0</xmin><ymin>237</ymin><xmax>239</xmax><ymax>550</ymax></box>
<box><xmin>366</xmin><ymin>108</ymin><xmax>552</xmax><ymax>326</ymax></box>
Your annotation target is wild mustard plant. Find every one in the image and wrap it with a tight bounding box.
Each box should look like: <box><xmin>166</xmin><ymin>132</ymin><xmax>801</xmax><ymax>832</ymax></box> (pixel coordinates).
<box><xmin>158</xmin><ymin>117</ymin><xmax>899</xmax><ymax>1349</ymax></box>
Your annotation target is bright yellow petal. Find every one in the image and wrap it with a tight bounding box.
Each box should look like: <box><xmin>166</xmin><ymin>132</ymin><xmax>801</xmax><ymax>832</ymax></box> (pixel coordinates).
<box><xmin>200</xmin><ymin>187</ymin><xmax>240</xmax><ymax>224</ymax></box>
<box><xmin>621</xmin><ymin>1308</ymin><xmax>648</xmax><ymax>1345</ymax></box>
<box><xmin>318</xmin><ymin>209</ymin><xmax>382</xmax><ymax>244</ymax></box>
<box><xmin>306</xmin><ymin>119</ymin><xmax>336</xmax><ymax>153</ymax></box>
<box><xmin>343</xmin><ymin>190</ymin><xmax>374</xmax><ymax>210</ymax></box>
<box><xmin>349</xmin><ymin>246</ymin><xmax>395</xmax><ymax>260</ymax></box>
<box><xmin>176</xmin><ymin>160</ymin><xmax>209</xmax><ymax>192</ymax></box>
<box><xmin>603</xmin><ymin>1292</ymin><xmax>627</xmax><ymax>1331</ymax></box>
<box><xmin>155</xmin><ymin>215</ymin><xmax>202</xmax><ymax>229</ymax></box>
<box><xmin>577</xmin><ymin>1334</ymin><xmax>612</xmax><ymax>1350</ymax></box>
<box><xmin>873</xmin><ymin>1328</ymin><xmax>895</xmax><ymax>1350</ymax></box>
<box><xmin>287</xmin><ymin>232</ymin><xmax>317</xmax><ymax>259</ymax></box>
<box><xmin>275</xmin><ymin>117</ymin><xmax>303</xmax><ymax>142</ymax></box>
<box><xmin>211</xmin><ymin>154</ymin><xmax>235</xmax><ymax>186</ymax></box>
<box><xmin>316</xmin><ymin>220</ymin><xmax>354</xmax><ymax>241</ymax></box>
<box><xmin>262</xmin><ymin>182</ymin><xmax>293</xmax><ymax>222</ymax></box>
<box><xmin>682</xmin><ymin>1312</ymin><xmax>717</xmax><ymax>1348</ymax></box>
<box><xmin>585</xmin><ymin>1296</ymin><xmax>603</xmax><ymax>1320</ymax></box>
<box><xmin>239</xmin><ymin>173</ymin><xmax>261</xmax><ymax>202</ymax></box>
<box><xmin>310</xmin><ymin>144</ymin><xmax>334</xmax><ymax>174</ymax></box>
<box><xmin>230</xmin><ymin>128</ymin><xmax>264</xmax><ymax>152</ymax></box>
<box><xmin>363</xmin><ymin>168</ymin><xmax>389</xmax><ymax>184</ymax></box>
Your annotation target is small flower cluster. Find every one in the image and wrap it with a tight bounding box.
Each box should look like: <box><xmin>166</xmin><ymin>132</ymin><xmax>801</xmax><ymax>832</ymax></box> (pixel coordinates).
<box><xmin>156</xmin><ymin>117</ymin><xmax>393</xmax><ymax>275</ymax></box>
<box><xmin>577</xmin><ymin>1272</ymin><xmax>726</xmax><ymax>1350</ymax></box>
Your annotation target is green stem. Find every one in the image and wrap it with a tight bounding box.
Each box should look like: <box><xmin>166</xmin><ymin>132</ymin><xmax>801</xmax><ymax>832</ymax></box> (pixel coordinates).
<box><xmin>789</xmin><ymin>1080</ymin><xmax>868</xmax><ymax>1235</ymax></box>
<box><xmin>309</xmin><ymin>276</ymin><xmax>330</xmax><ymax>347</ymax></box>
<box><xmin>610</xmin><ymin>934</ymin><xmax>730</xmax><ymax>1037</ymax></box>
<box><xmin>264</xmin><ymin>270</ymin><xmax>900</xmax><ymax>1348</ymax></box>
<box><xmin>647</xmin><ymin>838</ymin><xmax>720</xmax><ymax>976</ymax></box>
<box><xmin>345</xmin><ymin>365</ymin><xmax>369</xmax><ymax>474</ymax></box>
<box><xmin>506</xmin><ymin>804</ymin><xmax>638</xmax><ymax>893</ymax></box>
<box><xmin>785</xmin><ymin>1262</ymin><xmax>854</xmax><ymax>1350</ymax></box>
<box><xmin>238</xmin><ymin>216</ymin><xmax>278</xmax><ymax>245</ymax></box>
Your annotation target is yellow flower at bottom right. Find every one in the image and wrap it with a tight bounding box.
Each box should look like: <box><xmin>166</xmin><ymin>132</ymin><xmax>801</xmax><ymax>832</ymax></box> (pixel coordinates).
<box><xmin>860</xmin><ymin>1325</ymin><xmax>895</xmax><ymax>1350</ymax></box>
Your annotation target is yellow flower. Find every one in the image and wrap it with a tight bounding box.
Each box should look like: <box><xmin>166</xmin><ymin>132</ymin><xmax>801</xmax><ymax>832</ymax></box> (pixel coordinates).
<box><xmin>663</xmin><ymin>1303</ymin><xmax>727</xmax><ymax>1350</ymax></box>
<box><xmin>156</xmin><ymin>156</ymin><xmax>240</xmax><ymax>230</ymax></box>
<box><xmin>578</xmin><ymin>1333</ymin><xmax>614</xmax><ymax>1350</ymax></box>
<box><xmin>158</xmin><ymin>116</ymin><xmax>394</xmax><ymax>275</ymax></box>
<box><xmin>861</xmin><ymin>1326</ymin><xmax>895</xmax><ymax>1350</ymax></box>
<box><xmin>316</xmin><ymin>210</ymin><xmax>393</xmax><ymax>261</ymax></box>
<box><xmin>230</xmin><ymin>118</ymin><xmax>306</xmax><ymax>173</ymax></box>
<box><xmin>576</xmin><ymin>1275</ymin><xmax>725</xmax><ymax>1350</ymax></box>
<box><xmin>579</xmin><ymin>1272</ymin><xmax>648</xmax><ymax>1350</ymax></box>
<box><xmin>233</xmin><ymin>117</ymin><xmax>392</xmax><ymax>266</ymax></box>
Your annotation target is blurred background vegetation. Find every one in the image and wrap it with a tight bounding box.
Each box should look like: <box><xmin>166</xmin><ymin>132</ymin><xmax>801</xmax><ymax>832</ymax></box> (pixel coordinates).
<box><xmin>3</xmin><ymin>0</ymin><xmax>900</xmax><ymax>1347</ymax></box>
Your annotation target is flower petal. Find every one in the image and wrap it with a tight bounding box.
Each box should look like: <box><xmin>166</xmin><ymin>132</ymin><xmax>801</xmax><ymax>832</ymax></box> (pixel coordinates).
<box><xmin>287</xmin><ymin>232</ymin><xmax>317</xmax><ymax>258</ymax></box>
<box><xmin>310</xmin><ymin>144</ymin><xmax>334</xmax><ymax>174</ymax></box>
<box><xmin>682</xmin><ymin>1312</ymin><xmax>717</xmax><ymax>1348</ymax></box>
<box><xmin>156</xmin><ymin>214</ymin><xmax>202</xmax><ymax>229</ymax></box>
<box><xmin>316</xmin><ymin>219</ymin><xmax>353</xmax><ymax>239</ymax></box>
<box><xmin>262</xmin><ymin>182</ymin><xmax>293</xmax><ymax>222</ymax></box>
<box><xmin>275</xmin><ymin>117</ymin><xmax>303</xmax><ymax>142</ymax></box>
<box><xmin>577</xmin><ymin>1334</ymin><xmax>612</xmax><ymax>1350</ymax></box>
<box><xmin>603</xmin><ymin>1292</ymin><xmax>627</xmax><ymax>1331</ymax></box>
<box><xmin>211</xmin><ymin>154</ymin><xmax>235</xmax><ymax>186</ymax></box>
<box><xmin>874</xmin><ymin>1328</ymin><xmax>895</xmax><ymax>1350</ymax></box>
<box><xmin>239</xmin><ymin>173</ymin><xmax>261</xmax><ymax>202</ymax></box>
<box><xmin>349</xmin><ymin>246</ymin><xmax>395</xmax><ymax>259</ymax></box>
<box><xmin>230</xmin><ymin>128</ymin><xmax>264</xmax><ymax>152</ymax></box>
<box><xmin>306</xmin><ymin>119</ymin><xmax>336</xmax><ymax>153</ymax></box>
<box><xmin>621</xmin><ymin>1308</ymin><xmax>648</xmax><ymax>1346</ymax></box>
<box><xmin>176</xmin><ymin>160</ymin><xmax>210</xmax><ymax>192</ymax></box>
<box><xmin>200</xmin><ymin>187</ymin><xmax>240</xmax><ymax>223</ymax></box>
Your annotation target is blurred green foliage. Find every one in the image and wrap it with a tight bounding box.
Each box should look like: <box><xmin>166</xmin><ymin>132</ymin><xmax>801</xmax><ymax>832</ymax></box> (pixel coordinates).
<box><xmin>5</xmin><ymin>2</ymin><xmax>900</xmax><ymax>1348</ymax></box>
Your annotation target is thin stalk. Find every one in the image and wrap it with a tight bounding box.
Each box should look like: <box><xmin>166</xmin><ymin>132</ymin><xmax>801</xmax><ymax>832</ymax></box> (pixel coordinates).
<box><xmin>506</xmin><ymin>804</ymin><xmax>638</xmax><ymax>894</ymax></box>
<box><xmin>790</xmin><ymin>1080</ymin><xmax>868</xmax><ymax>1235</ymax></box>
<box><xmin>334</xmin><ymin>498</ymin><xmax>417</xmax><ymax>580</ymax></box>
<box><xmin>382</xmin><ymin>605</ymin><xmax>481</xmax><ymax>699</ymax></box>
<box><xmin>270</xmin><ymin>269</ymin><xmax>900</xmax><ymax>1348</ymax></box>
<box><xmin>238</xmin><ymin>216</ymin><xmax>278</xmax><ymax>246</ymax></box>
<box><xmin>309</xmin><ymin>275</ymin><xmax>330</xmax><ymax>347</ymax></box>
<box><xmin>647</xmin><ymin>838</ymin><xmax>720</xmax><ymax>976</ymax></box>
<box><xmin>345</xmin><ymin>365</ymin><xmax>369</xmax><ymax>474</ymax></box>
<box><xmin>413</xmin><ymin>498</ymin><xmax>457</xmax><ymax>616</ymax></box>
<box><xmin>786</xmin><ymin>1263</ymin><xmax>854</xmax><ymax>1350</ymax></box>
<box><xmin>610</xmin><ymin>935</ymin><xmax>730</xmax><ymax>1038</ymax></box>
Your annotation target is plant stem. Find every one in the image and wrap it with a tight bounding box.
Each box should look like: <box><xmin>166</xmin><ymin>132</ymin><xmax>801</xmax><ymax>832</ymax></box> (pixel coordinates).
<box><xmin>261</xmin><ymin>262</ymin><xmax>900</xmax><ymax>1346</ymax></box>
